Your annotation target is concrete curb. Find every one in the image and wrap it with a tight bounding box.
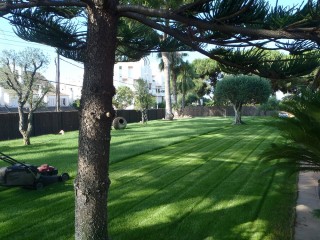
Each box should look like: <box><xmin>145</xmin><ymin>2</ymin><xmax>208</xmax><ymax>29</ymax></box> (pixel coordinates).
<box><xmin>295</xmin><ymin>171</ymin><xmax>320</xmax><ymax>240</ymax></box>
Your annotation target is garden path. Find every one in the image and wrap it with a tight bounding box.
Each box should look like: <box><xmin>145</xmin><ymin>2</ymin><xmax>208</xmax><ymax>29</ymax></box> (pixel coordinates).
<box><xmin>295</xmin><ymin>171</ymin><xmax>320</xmax><ymax>240</ymax></box>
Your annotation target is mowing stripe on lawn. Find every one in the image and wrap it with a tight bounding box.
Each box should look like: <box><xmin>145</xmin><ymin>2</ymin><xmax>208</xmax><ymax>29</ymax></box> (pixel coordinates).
<box><xmin>108</xmin><ymin>125</ymin><xmax>265</xmax><ymax>216</ymax></box>
<box><xmin>110</xmin><ymin>124</ymin><xmax>276</xmax><ymax>237</ymax></box>
<box><xmin>197</xmin><ymin>135</ymin><xmax>281</xmax><ymax>240</ymax></box>
<box><xmin>110</xmin><ymin>123</ymin><xmax>258</xmax><ymax>185</ymax></box>
<box><xmin>0</xmin><ymin>118</ymin><xmax>294</xmax><ymax>240</ymax></box>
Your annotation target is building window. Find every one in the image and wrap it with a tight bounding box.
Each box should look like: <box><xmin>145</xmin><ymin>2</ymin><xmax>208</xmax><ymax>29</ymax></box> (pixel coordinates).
<box><xmin>119</xmin><ymin>66</ymin><xmax>122</xmax><ymax>79</ymax></box>
<box><xmin>49</xmin><ymin>98</ymin><xmax>55</xmax><ymax>106</ymax></box>
<box><xmin>128</xmin><ymin>66</ymin><xmax>133</xmax><ymax>78</ymax></box>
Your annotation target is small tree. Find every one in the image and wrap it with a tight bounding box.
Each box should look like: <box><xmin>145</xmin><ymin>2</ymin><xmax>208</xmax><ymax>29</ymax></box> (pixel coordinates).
<box><xmin>0</xmin><ymin>48</ymin><xmax>50</xmax><ymax>145</ymax></box>
<box><xmin>134</xmin><ymin>78</ymin><xmax>154</xmax><ymax>123</ymax></box>
<box><xmin>113</xmin><ymin>86</ymin><xmax>134</xmax><ymax>110</ymax></box>
<box><xmin>215</xmin><ymin>75</ymin><xmax>272</xmax><ymax>124</ymax></box>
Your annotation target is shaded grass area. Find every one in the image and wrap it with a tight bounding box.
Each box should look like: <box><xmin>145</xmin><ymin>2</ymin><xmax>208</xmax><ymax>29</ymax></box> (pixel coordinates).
<box><xmin>0</xmin><ymin>117</ymin><xmax>296</xmax><ymax>240</ymax></box>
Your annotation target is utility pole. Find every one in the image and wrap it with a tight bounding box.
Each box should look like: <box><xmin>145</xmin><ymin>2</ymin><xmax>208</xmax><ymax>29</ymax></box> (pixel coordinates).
<box><xmin>55</xmin><ymin>53</ymin><xmax>60</xmax><ymax>112</ymax></box>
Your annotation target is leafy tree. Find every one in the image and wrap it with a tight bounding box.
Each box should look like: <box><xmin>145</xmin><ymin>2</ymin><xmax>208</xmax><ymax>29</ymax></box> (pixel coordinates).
<box><xmin>261</xmin><ymin>89</ymin><xmax>320</xmax><ymax>172</ymax></box>
<box><xmin>192</xmin><ymin>58</ymin><xmax>221</xmax><ymax>90</ymax></box>
<box><xmin>113</xmin><ymin>86</ymin><xmax>134</xmax><ymax>109</ymax></box>
<box><xmin>72</xmin><ymin>98</ymin><xmax>81</xmax><ymax>110</ymax></box>
<box><xmin>0</xmin><ymin>48</ymin><xmax>51</xmax><ymax>145</ymax></box>
<box><xmin>192</xmin><ymin>78</ymin><xmax>211</xmax><ymax>105</ymax></box>
<box><xmin>134</xmin><ymin>78</ymin><xmax>154</xmax><ymax>123</ymax></box>
<box><xmin>2</xmin><ymin>0</ymin><xmax>320</xmax><ymax>239</ymax></box>
<box><xmin>259</xmin><ymin>96</ymin><xmax>280</xmax><ymax>115</ymax></box>
<box><xmin>215</xmin><ymin>75</ymin><xmax>272</xmax><ymax>124</ymax></box>
<box><xmin>184</xmin><ymin>92</ymin><xmax>198</xmax><ymax>106</ymax></box>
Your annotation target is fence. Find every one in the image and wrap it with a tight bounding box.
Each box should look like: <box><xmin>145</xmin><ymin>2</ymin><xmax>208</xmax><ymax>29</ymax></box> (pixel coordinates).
<box><xmin>0</xmin><ymin>107</ymin><xmax>272</xmax><ymax>141</ymax></box>
<box><xmin>181</xmin><ymin>105</ymin><xmax>273</xmax><ymax>117</ymax></box>
<box><xmin>0</xmin><ymin>109</ymin><xmax>165</xmax><ymax>141</ymax></box>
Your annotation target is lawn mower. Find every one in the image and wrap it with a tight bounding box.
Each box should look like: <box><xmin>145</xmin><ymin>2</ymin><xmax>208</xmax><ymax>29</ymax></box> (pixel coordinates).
<box><xmin>0</xmin><ymin>152</ymin><xmax>69</xmax><ymax>190</ymax></box>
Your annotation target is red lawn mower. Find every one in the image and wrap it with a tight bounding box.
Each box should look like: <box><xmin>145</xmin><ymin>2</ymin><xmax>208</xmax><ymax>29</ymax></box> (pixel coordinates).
<box><xmin>0</xmin><ymin>152</ymin><xmax>69</xmax><ymax>190</ymax></box>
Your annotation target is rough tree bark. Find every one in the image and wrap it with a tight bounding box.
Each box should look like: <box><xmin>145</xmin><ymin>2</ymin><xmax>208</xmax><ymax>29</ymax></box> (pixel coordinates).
<box><xmin>74</xmin><ymin>1</ymin><xmax>118</xmax><ymax>239</ymax></box>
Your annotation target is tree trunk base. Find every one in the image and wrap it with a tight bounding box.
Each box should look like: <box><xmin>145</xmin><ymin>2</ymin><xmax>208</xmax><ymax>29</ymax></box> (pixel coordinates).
<box><xmin>165</xmin><ymin>113</ymin><xmax>174</xmax><ymax>120</ymax></box>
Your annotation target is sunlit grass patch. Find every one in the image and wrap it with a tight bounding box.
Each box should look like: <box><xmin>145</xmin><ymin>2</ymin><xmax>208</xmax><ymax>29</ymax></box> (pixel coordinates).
<box><xmin>0</xmin><ymin>117</ymin><xmax>296</xmax><ymax>240</ymax></box>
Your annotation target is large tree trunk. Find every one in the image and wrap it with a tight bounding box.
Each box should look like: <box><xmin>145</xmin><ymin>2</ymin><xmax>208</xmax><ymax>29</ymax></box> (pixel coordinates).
<box><xmin>74</xmin><ymin>2</ymin><xmax>118</xmax><ymax>239</ymax></box>
<box><xmin>232</xmin><ymin>103</ymin><xmax>243</xmax><ymax>125</ymax></box>
<box><xmin>162</xmin><ymin>51</ymin><xmax>173</xmax><ymax>120</ymax></box>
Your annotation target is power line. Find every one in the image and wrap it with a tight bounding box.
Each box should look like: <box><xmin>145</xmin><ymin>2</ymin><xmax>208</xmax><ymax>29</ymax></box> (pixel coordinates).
<box><xmin>59</xmin><ymin>57</ymin><xmax>84</xmax><ymax>69</ymax></box>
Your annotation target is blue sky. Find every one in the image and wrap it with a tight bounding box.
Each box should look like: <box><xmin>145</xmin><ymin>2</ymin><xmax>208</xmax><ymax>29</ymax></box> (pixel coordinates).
<box><xmin>0</xmin><ymin>0</ymin><xmax>305</xmax><ymax>83</ymax></box>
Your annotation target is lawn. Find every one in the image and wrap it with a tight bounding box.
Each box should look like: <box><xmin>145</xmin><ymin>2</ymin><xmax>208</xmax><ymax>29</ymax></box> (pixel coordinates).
<box><xmin>0</xmin><ymin>117</ymin><xmax>297</xmax><ymax>240</ymax></box>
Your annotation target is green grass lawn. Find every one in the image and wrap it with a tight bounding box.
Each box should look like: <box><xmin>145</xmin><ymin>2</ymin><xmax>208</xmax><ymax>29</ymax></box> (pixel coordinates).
<box><xmin>0</xmin><ymin>117</ymin><xmax>296</xmax><ymax>240</ymax></box>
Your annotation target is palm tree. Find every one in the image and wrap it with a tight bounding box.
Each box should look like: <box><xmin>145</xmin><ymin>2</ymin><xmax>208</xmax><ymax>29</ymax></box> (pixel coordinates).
<box><xmin>158</xmin><ymin>52</ymin><xmax>188</xmax><ymax>110</ymax></box>
<box><xmin>177</xmin><ymin>60</ymin><xmax>195</xmax><ymax>116</ymax></box>
<box><xmin>261</xmin><ymin>89</ymin><xmax>320</xmax><ymax>172</ymax></box>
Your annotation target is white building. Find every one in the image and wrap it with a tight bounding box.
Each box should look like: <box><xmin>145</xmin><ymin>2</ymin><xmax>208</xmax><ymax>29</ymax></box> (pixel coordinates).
<box><xmin>0</xmin><ymin>87</ymin><xmax>19</xmax><ymax>107</ymax></box>
<box><xmin>113</xmin><ymin>59</ymin><xmax>165</xmax><ymax>109</ymax></box>
<box><xmin>45</xmin><ymin>91</ymin><xmax>71</xmax><ymax>107</ymax></box>
<box><xmin>0</xmin><ymin>86</ymin><xmax>72</xmax><ymax>109</ymax></box>
<box><xmin>60</xmin><ymin>78</ymin><xmax>82</xmax><ymax>103</ymax></box>
<box><xmin>1</xmin><ymin>58</ymin><xmax>166</xmax><ymax>110</ymax></box>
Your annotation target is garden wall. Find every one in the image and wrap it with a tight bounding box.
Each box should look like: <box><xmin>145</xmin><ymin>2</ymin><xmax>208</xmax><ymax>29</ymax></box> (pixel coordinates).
<box><xmin>0</xmin><ymin>109</ymin><xmax>166</xmax><ymax>141</ymax></box>
<box><xmin>182</xmin><ymin>105</ymin><xmax>273</xmax><ymax>117</ymax></box>
<box><xmin>0</xmin><ymin>107</ymin><xmax>272</xmax><ymax>141</ymax></box>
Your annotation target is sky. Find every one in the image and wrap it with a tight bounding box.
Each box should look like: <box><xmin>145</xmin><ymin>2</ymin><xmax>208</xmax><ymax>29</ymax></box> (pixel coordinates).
<box><xmin>0</xmin><ymin>0</ymin><xmax>305</xmax><ymax>86</ymax></box>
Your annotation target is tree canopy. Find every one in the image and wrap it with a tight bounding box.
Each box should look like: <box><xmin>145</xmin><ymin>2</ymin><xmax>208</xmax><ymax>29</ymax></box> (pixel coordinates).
<box><xmin>214</xmin><ymin>75</ymin><xmax>272</xmax><ymax>124</ymax></box>
<box><xmin>113</xmin><ymin>86</ymin><xmax>134</xmax><ymax>110</ymax></box>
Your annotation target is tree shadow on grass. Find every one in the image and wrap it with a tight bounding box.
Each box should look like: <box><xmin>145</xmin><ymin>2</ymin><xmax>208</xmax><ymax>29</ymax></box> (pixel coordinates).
<box><xmin>0</xmin><ymin>117</ymin><xmax>288</xmax><ymax>240</ymax></box>
<box><xmin>0</xmin><ymin>181</ymin><xmax>75</xmax><ymax>240</ymax></box>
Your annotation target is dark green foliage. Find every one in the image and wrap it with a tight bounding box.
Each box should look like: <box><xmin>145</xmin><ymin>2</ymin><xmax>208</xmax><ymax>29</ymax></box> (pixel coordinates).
<box><xmin>259</xmin><ymin>96</ymin><xmax>280</xmax><ymax>114</ymax></box>
<box><xmin>7</xmin><ymin>8</ymin><xmax>161</xmax><ymax>63</ymax></box>
<box><xmin>11</xmin><ymin>7</ymin><xmax>86</xmax><ymax>57</ymax></box>
<box><xmin>183</xmin><ymin>92</ymin><xmax>198</xmax><ymax>106</ymax></box>
<box><xmin>113</xmin><ymin>86</ymin><xmax>134</xmax><ymax>110</ymax></box>
<box><xmin>72</xmin><ymin>99</ymin><xmax>81</xmax><ymax>110</ymax></box>
<box><xmin>216</xmin><ymin>48</ymin><xmax>320</xmax><ymax>92</ymax></box>
<box><xmin>215</xmin><ymin>75</ymin><xmax>272</xmax><ymax>124</ymax></box>
<box><xmin>192</xmin><ymin>58</ymin><xmax>221</xmax><ymax>88</ymax></box>
<box><xmin>215</xmin><ymin>75</ymin><xmax>272</xmax><ymax>105</ymax></box>
<box><xmin>261</xmin><ymin>89</ymin><xmax>320</xmax><ymax>172</ymax></box>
